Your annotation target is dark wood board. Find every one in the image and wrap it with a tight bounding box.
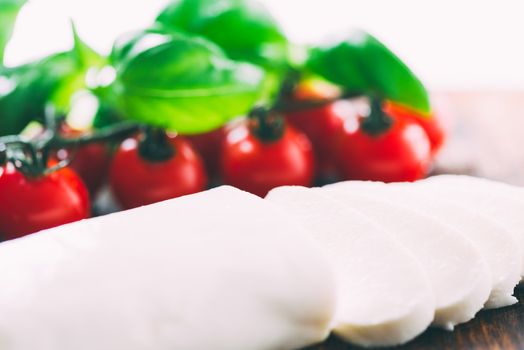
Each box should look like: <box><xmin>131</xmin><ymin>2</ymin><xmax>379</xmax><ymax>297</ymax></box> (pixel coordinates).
<box><xmin>307</xmin><ymin>285</ymin><xmax>524</xmax><ymax>350</ymax></box>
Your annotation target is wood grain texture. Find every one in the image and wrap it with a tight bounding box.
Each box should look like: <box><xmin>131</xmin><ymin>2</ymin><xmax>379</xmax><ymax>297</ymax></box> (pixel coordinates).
<box><xmin>307</xmin><ymin>285</ymin><xmax>524</xmax><ymax>350</ymax></box>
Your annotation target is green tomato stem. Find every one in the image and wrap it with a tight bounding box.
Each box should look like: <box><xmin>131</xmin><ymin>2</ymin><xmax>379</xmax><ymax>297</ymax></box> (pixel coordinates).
<box><xmin>0</xmin><ymin>120</ymin><xmax>141</xmax><ymax>177</ymax></box>
<box><xmin>249</xmin><ymin>106</ymin><xmax>285</xmax><ymax>143</ymax></box>
<box><xmin>138</xmin><ymin>126</ymin><xmax>175</xmax><ymax>162</ymax></box>
<box><xmin>52</xmin><ymin>121</ymin><xmax>140</xmax><ymax>148</ymax></box>
<box><xmin>361</xmin><ymin>97</ymin><xmax>393</xmax><ymax>136</ymax></box>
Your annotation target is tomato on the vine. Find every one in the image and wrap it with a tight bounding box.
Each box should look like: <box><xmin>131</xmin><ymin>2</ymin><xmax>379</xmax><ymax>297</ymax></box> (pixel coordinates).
<box><xmin>222</xmin><ymin>110</ymin><xmax>315</xmax><ymax>197</ymax></box>
<box><xmin>0</xmin><ymin>163</ymin><xmax>90</xmax><ymax>240</ymax></box>
<box><xmin>57</xmin><ymin>124</ymin><xmax>112</xmax><ymax>195</ymax></box>
<box><xmin>109</xmin><ymin>132</ymin><xmax>207</xmax><ymax>209</ymax></box>
<box><xmin>383</xmin><ymin>101</ymin><xmax>446</xmax><ymax>155</ymax></box>
<box><xmin>285</xmin><ymin>81</ymin><xmax>342</xmax><ymax>178</ymax></box>
<box><xmin>333</xmin><ymin>100</ymin><xmax>432</xmax><ymax>182</ymax></box>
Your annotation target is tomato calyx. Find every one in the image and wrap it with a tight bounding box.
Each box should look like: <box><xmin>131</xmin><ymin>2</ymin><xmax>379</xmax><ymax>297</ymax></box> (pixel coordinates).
<box><xmin>360</xmin><ymin>98</ymin><xmax>393</xmax><ymax>136</ymax></box>
<box><xmin>248</xmin><ymin>106</ymin><xmax>286</xmax><ymax>143</ymax></box>
<box><xmin>138</xmin><ymin>127</ymin><xmax>175</xmax><ymax>162</ymax></box>
<box><xmin>1</xmin><ymin>138</ymin><xmax>68</xmax><ymax>178</ymax></box>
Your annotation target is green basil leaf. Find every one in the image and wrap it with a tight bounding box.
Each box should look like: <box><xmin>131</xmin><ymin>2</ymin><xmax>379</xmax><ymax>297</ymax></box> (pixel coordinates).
<box><xmin>0</xmin><ymin>0</ymin><xmax>26</xmax><ymax>64</ymax></box>
<box><xmin>92</xmin><ymin>102</ymin><xmax>123</xmax><ymax>129</ymax></box>
<box><xmin>307</xmin><ymin>30</ymin><xmax>431</xmax><ymax>115</ymax></box>
<box><xmin>51</xmin><ymin>24</ymin><xmax>107</xmax><ymax>112</ymax></box>
<box><xmin>71</xmin><ymin>22</ymin><xmax>106</xmax><ymax>70</ymax></box>
<box><xmin>110</xmin><ymin>27</ymin><xmax>171</xmax><ymax>69</ymax></box>
<box><xmin>111</xmin><ymin>29</ymin><xmax>265</xmax><ymax>134</ymax></box>
<box><xmin>0</xmin><ymin>53</ymin><xmax>77</xmax><ymax>135</ymax></box>
<box><xmin>155</xmin><ymin>0</ymin><xmax>288</xmax><ymax>69</ymax></box>
<box><xmin>0</xmin><ymin>28</ymin><xmax>105</xmax><ymax>136</ymax></box>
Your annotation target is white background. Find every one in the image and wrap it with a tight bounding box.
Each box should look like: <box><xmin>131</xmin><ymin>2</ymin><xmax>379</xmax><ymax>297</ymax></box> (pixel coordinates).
<box><xmin>5</xmin><ymin>0</ymin><xmax>524</xmax><ymax>90</ymax></box>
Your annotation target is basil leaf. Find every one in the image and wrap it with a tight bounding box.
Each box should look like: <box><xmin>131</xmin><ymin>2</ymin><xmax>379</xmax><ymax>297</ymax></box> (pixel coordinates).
<box><xmin>92</xmin><ymin>102</ymin><xmax>123</xmax><ymax>129</ymax></box>
<box><xmin>307</xmin><ymin>30</ymin><xmax>431</xmax><ymax>115</ymax></box>
<box><xmin>71</xmin><ymin>22</ymin><xmax>106</xmax><ymax>70</ymax></box>
<box><xmin>155</xmin><ymin>0</ymin><xmax>288</xmax><ymax>69</ymax></box>
<box><xmin>111</xmin><ymin>30</ymin><xmax>265</xmax><ymax>135</ymax></box>
<box><xmin>52</xmin><ymin>24</ymin><xmax>106</xmax><ymax>112</ymax></box>
<box><xmin>0</xmin><ymin>0</ymin><xmax>26</xmax><ymax>64</ymax></box>
<box><xmin>0</xmin><ymin>28</ymin><xmax>104</xmax><ymax>136</ymax></box>
<box><xmin>0</xmin><ymin>53</ymin><xmax>77</xmax><ymax>135</ymax></box>
<box><xmin>110</xmin><ymin>27</ymin><xmax>172</xmax><ymax>69</ymax></box>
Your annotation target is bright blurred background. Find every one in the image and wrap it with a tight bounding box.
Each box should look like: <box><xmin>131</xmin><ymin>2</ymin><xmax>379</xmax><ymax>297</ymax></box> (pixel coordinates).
<box><xmin>6</xmin><ymin>0</ymin><xmax>524</xmax><ymax>91</ymax></box>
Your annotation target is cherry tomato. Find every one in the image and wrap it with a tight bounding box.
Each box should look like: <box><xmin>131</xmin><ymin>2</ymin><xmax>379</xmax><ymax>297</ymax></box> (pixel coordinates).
<box><xmin>0</xmin><ymin>163</ymin><xmax>90</xmax><ymax>240</ymax></box>
<box><xmin>109</xmin><ymin>135</ymin><xmax>207</xmax><ymax>209</ymax></box>
<box><xmin>57</xmin><ymin>125</ymin><xmax>112</xmax><ymax>195</ymax></box>
<box><xmin>187</xmin><ymin>127</ymin><xmax>225</xmax><ymax>181</ymax></box>
<box><xmin>285</xmin><ymin>81</ymin><xmax>342</xmax><ymax>178</ymax></box>
<box><xmin>222</xmin><ymin>120</ymin><xmax>315</xmax><ymax>197</ymax></box>
<box><xmin>333</xmin><ymin>104</ymin><xmax>432</xmax><ymax>182</ymax></box>
<box><xmin>383</xmin><ymin>101</ymin><xmax>446</xmax><ymax>155</ymax></box>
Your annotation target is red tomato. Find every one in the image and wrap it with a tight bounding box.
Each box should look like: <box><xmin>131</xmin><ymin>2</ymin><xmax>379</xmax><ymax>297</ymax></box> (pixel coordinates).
<box><xmin>221</xmin><ymin>120</ymin><xmax>315</xmax><ymax>197</ymax></box>
<box><xmin>186</xmin><ymin>127</ymin><xmax>225</xmax><ymax>180</ymax></box>
<box><xmin>0</xmin><ymin>163</ymin><xmax>90</xmax><ymax>240</ymax></box>
<box><xmin>383</xmin><ymin>101</ymin><xmax>446</xmax><ymax>155</ymax></box>
<box><xmin>285</xmin><ymin>81</ymin><xmax>342</xmax><ymax>178</ymax></box>
<box><xmin>58</xmin><ymin>125</ymin><xmax>112</xmax><ymax>195</ymax></box>
<box><xmin>109</xmin><ymin>135</ymin><xmax>207</xmax><ymax>209</ymax></box>
<box><xmin>334</xmin><ymin>104</ymin><xmax>432</xmax><ymax>182</ymax></box>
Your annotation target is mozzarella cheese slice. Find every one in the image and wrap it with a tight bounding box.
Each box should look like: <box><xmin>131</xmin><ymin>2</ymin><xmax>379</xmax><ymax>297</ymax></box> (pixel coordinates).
<box><xmin>422</xmin><ymin>175</ymin><xmax>524</xmax><ymax>201</ymax></box>
<box><xmin>341</xmin><ymin>180</ymin><xmax>520</xmax><ymax>309</ymax></box>
<box><xmin>323</xmin><ymin>182</ymin><xmax>491</xmax><ymax>330</ymax></box>
<box><xmin>419</xmin><ymin>175</ymin><xmax>524</xmax><ymax>276</ymax></box>
<box><xmin>266</xmin><ymin>186</ymin><xmax>435</xmax><ymax>347</ymax></box>
<box><xmin>0</xmin><ymin>186</ymin><xmax>336</xmax><ymax>350</ymax></box>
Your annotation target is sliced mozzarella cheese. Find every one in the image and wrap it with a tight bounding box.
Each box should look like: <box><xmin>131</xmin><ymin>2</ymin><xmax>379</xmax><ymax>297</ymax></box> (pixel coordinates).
<box><xmin>323</xmin><ymin>182</ymin><xmax>491</xmax><ymax>330</ymax></box>
<box><xmin>266</xmin><ymin>186</ymin><xmax>435</xmax><ymax>347</ymax></box>
<box><xmin>419</xmin><ymin>175</ymin><xmax>524</xmax><ymax>276</ymax></box>
<box><xmin>340</xmin><ymin>180</ymin><xmax>520</xmax><ymax>309</ymax></box>
<box><xmin>423</xmin><ymin>175</ymin><xmax>524</xmax><ymax>201</ymax></box>
<box><xmin>0</xmin><ymin>186</ymin><xmax>336</xmax><ymax>350</ymax></box>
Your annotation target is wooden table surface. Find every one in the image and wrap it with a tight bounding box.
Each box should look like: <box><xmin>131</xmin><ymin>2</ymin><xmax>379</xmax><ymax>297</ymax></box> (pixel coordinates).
<box><xmin>308</xmin><ymin>92</ymin><xmax>524</xmax><ymax>350</ymax></box>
